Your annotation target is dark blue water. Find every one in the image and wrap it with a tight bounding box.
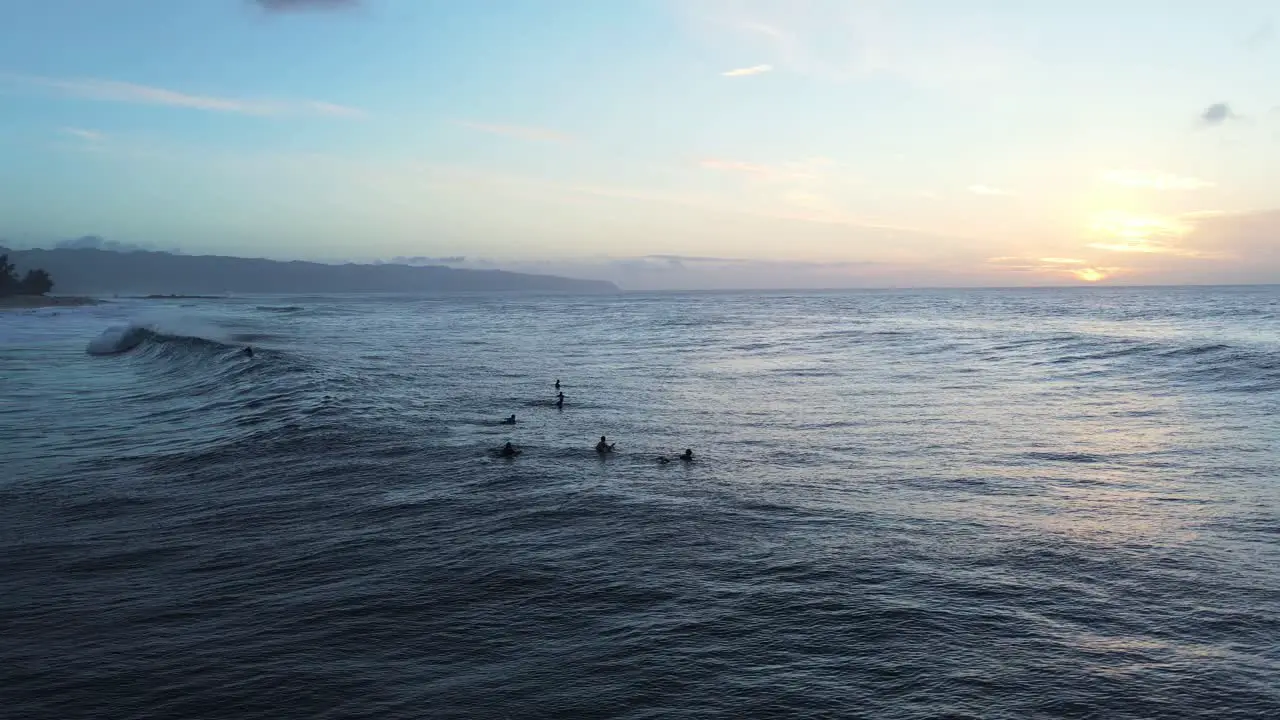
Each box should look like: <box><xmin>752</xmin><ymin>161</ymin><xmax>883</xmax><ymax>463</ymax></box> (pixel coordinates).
<box><xmin>2</xmin><ymin>288</ymin><xmax>1278</xmax><ymax>719</ymax></box>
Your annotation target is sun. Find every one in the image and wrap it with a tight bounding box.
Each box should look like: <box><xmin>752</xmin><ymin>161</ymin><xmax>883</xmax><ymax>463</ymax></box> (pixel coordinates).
<box><xmin>1072</xmin><ymin>268</ymin><xmax>1108</xmax><ymax>282</ymax></box>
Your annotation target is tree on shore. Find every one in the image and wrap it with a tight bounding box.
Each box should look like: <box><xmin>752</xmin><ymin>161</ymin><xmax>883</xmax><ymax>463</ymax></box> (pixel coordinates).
<box><xmin>0</xmin><ymin>254</ymin><xmax>56</xmax><ymax>296</ymax></box>
<box><xmin>0</xmin><ymin>255</ymin><xmax>16</xmax><ymax>295</ymax></box>
<box><xmin>20</xmin><ymin>269</ymin><xmax>54</xmax><ymax>295</ymax></box>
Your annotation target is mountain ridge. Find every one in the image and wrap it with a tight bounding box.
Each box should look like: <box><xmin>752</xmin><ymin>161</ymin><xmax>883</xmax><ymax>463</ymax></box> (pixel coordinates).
<box><xmin>1</xmin><ymin>247</ymin><xmax>618</xmax><ymax>294</ymax></box>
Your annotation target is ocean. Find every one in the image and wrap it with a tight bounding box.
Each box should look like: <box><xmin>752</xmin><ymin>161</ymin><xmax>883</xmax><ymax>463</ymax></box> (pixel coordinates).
<box><xmin>1</xmin><ymin>288</ymin><xmax>1278</xmax><ymax>719</ymax></box>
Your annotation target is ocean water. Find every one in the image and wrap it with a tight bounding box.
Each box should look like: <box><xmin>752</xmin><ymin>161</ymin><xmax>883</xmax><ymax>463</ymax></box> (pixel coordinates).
<box><xmin>1</xmin><ymin>288</ymin><xmax>1278</xmax><ymax>720</ymax></box>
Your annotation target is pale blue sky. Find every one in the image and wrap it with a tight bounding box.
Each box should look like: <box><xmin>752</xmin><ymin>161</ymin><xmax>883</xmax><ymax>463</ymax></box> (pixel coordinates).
<box><xmin>1</xmin><ymin>0</ymin><xmax>1278</xmax><ymax>288</ymax></box>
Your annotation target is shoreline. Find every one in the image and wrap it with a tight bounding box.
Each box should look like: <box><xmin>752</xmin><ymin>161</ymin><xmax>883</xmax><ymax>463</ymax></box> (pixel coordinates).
<box><xmin>0</xmin><ymin>295</ymin><xmax>102</xmax><ymax>311</ymax></box>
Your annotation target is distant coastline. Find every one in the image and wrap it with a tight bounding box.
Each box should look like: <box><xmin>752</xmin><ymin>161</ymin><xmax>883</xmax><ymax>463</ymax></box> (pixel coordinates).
<box><xmin>0</xmin><ymin>295</ymin><xmax>101</xmax><ymax>311</ymax></box>
<box><xmin>3</xmin><ymin>247</ymin><xmax>619</xmax><ymax>295</ymax></box>
<box><xmin>134</xmin><ymin>294</ymin><xmax>226</xmax><ymax>300</ymax></box>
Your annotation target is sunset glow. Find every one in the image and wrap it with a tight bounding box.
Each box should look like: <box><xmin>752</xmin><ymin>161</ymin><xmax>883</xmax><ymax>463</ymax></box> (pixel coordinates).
<box><xmin>1072</xmin><ymin>268</ymin><xmax>1109</xmax><ymax>283</ymax></box>
<box><xmin>0</xmin><ymin>0</ymin><xmax>1277</xmax><ymax>288</ymax></box>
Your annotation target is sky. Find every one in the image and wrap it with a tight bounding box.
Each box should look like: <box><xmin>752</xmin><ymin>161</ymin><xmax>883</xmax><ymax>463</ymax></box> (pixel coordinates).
<box><xmin>1</xmin><ymin>0</ymin><xmax>1278</xmax><ymax>290</ymax></box>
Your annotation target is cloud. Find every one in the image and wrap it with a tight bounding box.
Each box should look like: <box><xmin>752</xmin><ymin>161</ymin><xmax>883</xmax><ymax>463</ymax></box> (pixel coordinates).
<box><xmin>254</xmin><ymin>0</ymin><xmax>361</xmax><ymax>11</ymax></box>
<box><xmin>1087</xmin><ymin>212</ymin><xmax>1190</xmax><ymax>245</ymax></box>
<box><xmin>698</xmin><ymin>157</ymin><xmax>829</xmax><ymax>181</ymax></box>
<box><xmin>699</xmin><ymin>158</ymin><xmax>773</xmax><ymax>175</ymax></box>
<box><xmin>986</xmin><ymin>256</ymin><xmax>1117</xmax><ymax>283</ymax></box>
<box><xmin>696</xmin><ymin>156</ymin><xmax>864</xmax><ymax>225</ymax></box>
<box><xmin>1101</xmin><ymin>170</ymin><xmax>1214</xmax><ymax>191</ymax></box>
<box><xmin>54</xmin><ymin>235</ymin><xmax>161</xmax><ymax>253</ymax></box>
<box><xmin>721</xmin><ymin>64</ymin><xmax>773</xmax><ymax>77</ymax></box>
<box><xmin>1082</xmin><ymin>211</ymin><xmax>1237</xmax><ymax>259</ymax></box>
<box><xmin>1063</xmin><ymin>208</ymin><xmax>1280</xmax><ymax>285</ymax></box>
<box><xmin>455</xmin><ymin>121</ymin><xmax>571</xmax><ymax>143</ymax></box>
<box><xmin>639</xmin><ymin>254</ymin><xmax>875</xmax><ymax>270</ymax></box>
<box><xmin>387</xmin><ymin>255</ymin><xmax>466</xmax><ymax>266</ymax></box>
<box><xmin>1200</xmin><ymin>102</ymin><xmax>1237</xmax><ymax>127</ymax></box>
<box><xmin>61</xmin><ymin>127</ymin><xmax>104</xmax><ymax>141</ymax></box>
<box><xmin>1244</xmin><ymin>19</ymin><xmax>1274</xmax><ymax>48</ymax></box>
<box><xmin>968</xmin><ymin>184</ymin><xmax>1012</xmax><ymax>196</ymax></box>
<box><xmin>444</xmin><ymin>254</ymin><xmax>894</xmax><ymax>290</ymax></box>
<box><xmin>6</xmin><ymin>75</ymin><xmax>365</xmax><ymax>118</ymax></box>
<box><xmin>682</xmin><ymin>1</ymin><xmax>1018</xmax><ymax>91</ymax></box>
<box><xmin>1178</xmin><ymin>209</ymin><xmax>1280</xmax><ymax>265</ymax></box>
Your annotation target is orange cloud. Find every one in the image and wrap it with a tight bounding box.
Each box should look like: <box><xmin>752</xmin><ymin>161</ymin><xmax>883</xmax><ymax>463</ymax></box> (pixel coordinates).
<box><xmin>1084</xmin><ymin>211</ymin><xmax>1229</xmax><ymax>258</ymax></box>
<box><xmin>987</xmin><ymin>256</ymin><xmax>1119</xmax><ymax>283</ymax></box>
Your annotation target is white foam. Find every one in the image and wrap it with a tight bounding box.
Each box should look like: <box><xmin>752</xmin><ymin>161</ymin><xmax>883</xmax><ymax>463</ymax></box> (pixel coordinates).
<box><xmin>86</xmin><ymin>324</ymin><xmax>151</xmax><ymax>355</ymax></box>
<box><xmin>84</xmin><ymin>306</ymin><xmax>233</xmax><ymax>356</ymax></box>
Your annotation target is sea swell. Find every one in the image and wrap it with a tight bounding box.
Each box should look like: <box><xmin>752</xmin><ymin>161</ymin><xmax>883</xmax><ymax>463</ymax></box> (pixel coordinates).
<box><xmin>2</xmin><ymin>288</ymin><xmax>1277</xmax><ymax>719</ymax></box>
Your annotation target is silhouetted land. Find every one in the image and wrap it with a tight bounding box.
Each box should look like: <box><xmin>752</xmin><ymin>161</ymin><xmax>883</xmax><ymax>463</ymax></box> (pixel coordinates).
<box><xmin>0</xmin><ymin>251</ymin><xmax>69</xmax><ymax>309</ymax></box>
<box><xmin>0</xmin><ymin>295</ymin><xmax>99</xmax><ymax>310</ymax></box>
<box><xmin>3</xmin><ymin>248</ymin><xmax>618</xmax><ymax>295</ymax></box>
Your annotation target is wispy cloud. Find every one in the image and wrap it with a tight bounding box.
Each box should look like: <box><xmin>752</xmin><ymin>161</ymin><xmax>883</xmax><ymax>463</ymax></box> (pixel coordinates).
<box><xmin>1101</xmin><ymin>170</ymin><xmax>1214</xmax><ymax>191</ymax></box>
<box><xmin>625</xmin><ymin>254</ymin><xmax>879</xmax><ymax>271</ymax></box>
<box><xmin>1084</xmin><ymin>211</ymin><xmax>1223</xmax><ymax>258</ymax></box>
<box><xmin>455</xmin><ymin>121</ymin><xmax>571</xmax><ymax>143</ymax></box>
<box><xmin>1174</xmin><ymin>209</ymin><xmax>1280</xmax><ymax>276</ymax></box>
<box><xmin>450</xmin><ymin>254</ymin><xmax>901</xmax><ymax>291</ymax></box>
<box><xmin>1087</xmin><ymin>242</ymin><xmax>1171</xmax><ymax>254</ymax></box>
<box><xmin>1199</xmin><ymin>102</ymin><xmax>1237</xmax><ymax>127</ymax></box>
<box><xmin>54</xmin><ymin>235</ymin><xmax>160</xmax><ymax>252</ymax></box>
<box><xmin>1244</xmin><ymin>19</ymin><xmax>1274</xmax><ymax>49</ymax></box>
<box><xmin>987</xmin><ymin>256</ymin><xmax>1117</xmax><ymax>282</ymax></box>
<box><xmin>698</xmin><ymin>157</ymin><xmax>829</xmax><ymax>181</ymax></box>
<box><xmin>968</xmin><ymin>184</ymin><xmax>1012</xmax><ymax>196</ymax></box>
<box><xmin>699</xmin><ymin>158</ymin><xmax>773</xmax><ymax>175</ymax></box>
<box><xmin>61</xmin><ymin>127</ymin><xmax>104</xmax><ymax>141</ymax></box>
<box><xmin>254</xmin><ymin>0</ymin><xmax>361</xmax><ymax>11</ymax></box>
<box><xmin>7</xmin><ymin>75</ymin><xmax>365</xmax><ymax>118</ymax></box>
<box><xmin>683</xmin><ymin>1</ymin><xmax>1017</xmax><ymax>91</ymax></box>
<box><xmin>386</xmin><ymin>255</ymin><xmax>466</xmax><ymax>266</ymax></box>
<box><xmin>721</xmin><ymin>64</ymin><xmax>773</xmax><ymax>77</ymax></box>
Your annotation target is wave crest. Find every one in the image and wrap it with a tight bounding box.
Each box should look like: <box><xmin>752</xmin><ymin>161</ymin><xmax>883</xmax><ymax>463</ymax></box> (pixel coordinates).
<box><xmin>86</xmin><ymin>324</ymin><xmax>236</xmax><ymax>357</ymax></box>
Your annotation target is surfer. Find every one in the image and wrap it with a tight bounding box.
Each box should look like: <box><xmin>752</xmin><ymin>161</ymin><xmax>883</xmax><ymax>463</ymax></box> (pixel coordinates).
<box><xmin>555</xmin><ymin>379</ymin><xmax>561</xmax><ymax>390</ymax></box>
<box><xmin>242</xmin><ymin>346</ymin><xmax>254</xmax><ymax>358</ymax></box>
<box><xmin>595</xmin><ymin>436</ymin><xmax>615</xmax><ymax>454</ymax></box>
<box><xmin>501</xmin><ymin>414</ymin><xmax>516</xmax><ymax>425</ymax></box>
<box><xmin>499</xmin><ymin>442</ymin><xmax>520</xmax><ymax>458</ymax></box>
<box><xmin>680</xmin><ymin>449</ymin><xmax>694</xmax><ymax>462</ymax></box>
<box><xmin>556</xmin><ymin>392</ymin><xmax>565</xmax><ymax>409</ymax></box>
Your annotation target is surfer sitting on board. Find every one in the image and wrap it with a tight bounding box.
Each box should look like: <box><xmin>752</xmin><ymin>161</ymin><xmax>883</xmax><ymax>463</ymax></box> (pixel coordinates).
<box><xmin>499</xmin><ymin>442</ymin><xmax>521</xmax><ymax>458</ymax></box>
<box><xmin>595</xmin><ymin>436</ymin><xmax>615</xmax><ymax>454</ymax></box>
